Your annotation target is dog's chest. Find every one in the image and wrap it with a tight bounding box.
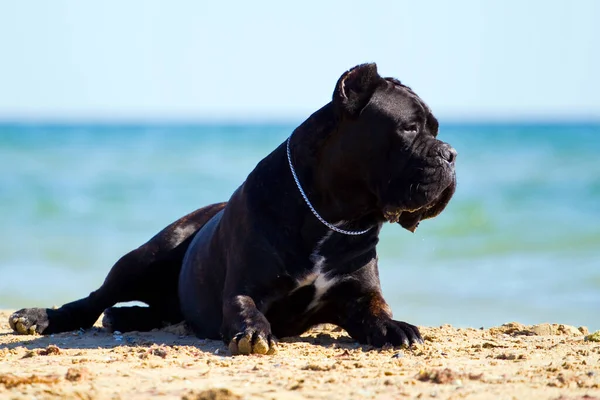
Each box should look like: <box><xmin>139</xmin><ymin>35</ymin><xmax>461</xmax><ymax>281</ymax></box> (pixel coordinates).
<box><xmin>294</xmin><ymin>231</ymin><xmax>340</xmax><ymax>310</ymax></box>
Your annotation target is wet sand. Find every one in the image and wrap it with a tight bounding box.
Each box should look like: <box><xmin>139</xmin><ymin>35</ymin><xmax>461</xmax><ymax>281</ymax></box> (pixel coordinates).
<box><xmin>1</xmin><ymin>310</ymin><xmax>599</xmax><ymax>399</ymax></box>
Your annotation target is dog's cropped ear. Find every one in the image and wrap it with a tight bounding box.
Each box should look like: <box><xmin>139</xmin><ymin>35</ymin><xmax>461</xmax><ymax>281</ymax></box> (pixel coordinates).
<box><xmin>333</xmin><ymin>63</ymin><xmax>382</xmax><ymax>117</ymax></box>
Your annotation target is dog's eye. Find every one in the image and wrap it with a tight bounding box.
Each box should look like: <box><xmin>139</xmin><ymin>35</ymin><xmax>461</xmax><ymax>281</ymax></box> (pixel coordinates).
<box><xmin>404</xmin><ymin>124</ymin><xmax>418</xmax><ymax>134</ymax></box>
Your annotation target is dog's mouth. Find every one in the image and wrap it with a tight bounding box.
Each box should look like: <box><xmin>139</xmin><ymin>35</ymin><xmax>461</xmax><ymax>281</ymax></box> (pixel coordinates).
<box><xmin>383</xmin><ymin>180</ymin><xmax>456</xmax><ymax>232</ymax></box>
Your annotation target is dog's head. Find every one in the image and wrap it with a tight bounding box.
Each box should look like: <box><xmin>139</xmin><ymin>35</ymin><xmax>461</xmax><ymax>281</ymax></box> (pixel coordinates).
<box><xmin>330</xmin><ymin>63</ymin><xmax>457</xmax><ymax>232</ymax></box>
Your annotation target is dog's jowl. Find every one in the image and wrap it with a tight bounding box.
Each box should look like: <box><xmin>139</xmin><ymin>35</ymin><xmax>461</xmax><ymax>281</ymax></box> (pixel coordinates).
<box><xmin>9</xmin><ymin>63</ymin><xmax>457</xmax><ymax>355</ymax></box>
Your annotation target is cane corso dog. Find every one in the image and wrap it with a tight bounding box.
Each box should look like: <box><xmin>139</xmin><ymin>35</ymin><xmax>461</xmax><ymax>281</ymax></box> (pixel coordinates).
<box><xmin>9</xmin><ymin>63</ymin><xmax>457</xmax><ymax>355</ymax></box>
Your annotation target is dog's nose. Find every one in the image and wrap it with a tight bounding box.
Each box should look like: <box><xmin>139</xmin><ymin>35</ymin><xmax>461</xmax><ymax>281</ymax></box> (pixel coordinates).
<box><xmin>439</xmin><ymin>144</ymin><xmax>457</xmax><ymax>164</ymax></box>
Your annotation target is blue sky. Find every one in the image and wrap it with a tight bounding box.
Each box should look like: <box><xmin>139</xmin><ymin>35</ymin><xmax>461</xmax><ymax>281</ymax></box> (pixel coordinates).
<box><xmin>1</xmin><ymin>0</ymin><xmax>599</xmax><ymax>121</ymax></box>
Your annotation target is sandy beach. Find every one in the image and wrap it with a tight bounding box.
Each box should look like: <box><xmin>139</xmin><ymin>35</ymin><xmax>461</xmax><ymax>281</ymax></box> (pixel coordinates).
<box><xmin>1</xmin><ymin>310</ymin><xmax>599</xmax><ymax>400</ymax></box>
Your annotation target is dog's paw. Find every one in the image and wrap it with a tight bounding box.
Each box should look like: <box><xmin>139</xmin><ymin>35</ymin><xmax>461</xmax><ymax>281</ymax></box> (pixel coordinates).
<box><xmin>364</xmin><ymin>318</ymin><xmax>423</xmax><ymax>348</ymax></box>
<box><xmin>228</xmin><ymin>328</ymin><xmax>278</xmax><ymax>355</ymax></box>
<box><xmin>8</xmin><ymin>308</ymin><xmax>50</xmax><ymax>335</ymax></box>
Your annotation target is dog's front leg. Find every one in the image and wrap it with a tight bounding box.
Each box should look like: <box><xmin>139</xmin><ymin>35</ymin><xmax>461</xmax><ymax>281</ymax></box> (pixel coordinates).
<box><xmin>221</xmin><ymin>295</ymin><xmax>277</xmax><ymax>355</ymax></box>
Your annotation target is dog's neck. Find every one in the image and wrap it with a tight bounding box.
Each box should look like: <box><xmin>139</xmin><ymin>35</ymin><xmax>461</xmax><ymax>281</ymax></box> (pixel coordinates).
<box><xmin>286</xmin><ymin>103</ymin><xmax>381</xmax><ymax>229</ymax></box>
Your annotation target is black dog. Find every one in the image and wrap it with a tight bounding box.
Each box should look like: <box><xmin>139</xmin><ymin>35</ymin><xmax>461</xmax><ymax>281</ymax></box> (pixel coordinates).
<box><xmin>9</xmin><ymin>63</ymin><xmax>457</xmax><ymax>355</ymax></box>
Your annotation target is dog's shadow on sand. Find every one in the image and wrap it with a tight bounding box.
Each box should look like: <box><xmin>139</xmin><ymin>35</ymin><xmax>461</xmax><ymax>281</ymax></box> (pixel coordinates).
<box><xmin>0</xmin><ymin>328</ymin><xmax>227</xmax><ymax>354</ymax></box>
<box><xmin>0</xmin><ymin>324</ymin><xmax>372</xmax><ymax>356</ymax></box>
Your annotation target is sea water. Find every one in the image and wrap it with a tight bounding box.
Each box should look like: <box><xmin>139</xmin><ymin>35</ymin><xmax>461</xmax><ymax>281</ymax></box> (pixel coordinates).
<box><xmin>1</xmin><ymin>122</ymin><xmax>598</xmax><ymax>330</ymax></box>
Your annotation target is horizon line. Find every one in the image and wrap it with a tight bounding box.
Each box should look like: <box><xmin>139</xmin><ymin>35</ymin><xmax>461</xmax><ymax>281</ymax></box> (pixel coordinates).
<box><xmin>1</xmin><ymin>116</ymin><xmax>599</xmax><ymax>127</ymax></box>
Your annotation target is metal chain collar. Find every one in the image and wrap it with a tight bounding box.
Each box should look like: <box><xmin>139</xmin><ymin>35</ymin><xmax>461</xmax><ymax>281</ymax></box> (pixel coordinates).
<box><xmin>286</xmin><ymin>135</ymin><xmax>371</xmax><ymax>236</ymax></box>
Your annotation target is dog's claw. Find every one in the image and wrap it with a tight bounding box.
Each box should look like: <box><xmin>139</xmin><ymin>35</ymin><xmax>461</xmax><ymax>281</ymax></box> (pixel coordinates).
<box><xmin>364</xmin><ymin>318</ymin><xmax>423</xmax><ymax>348</ymax></box>
<box><xmin>252</xmin><ymin>335</ymin><xmax>269</xmax><ymax>355</ymax></box>
<box><xmin>8</xmin><ymin>308</ymin><xmax>50</xmax><ymax>335</ymax></box>
<box><xmin>229</xmin><ymin>330</ymin><xmax>277</xmax><ymax>356</ymax></box>
<box><xmin>237</xmin><ymin>334</ymin><xmax>253</xmax><ymax>355</ymax></box>
<box><xmin>10</xmin><ymin>316</ymin><xmax>35</xmax><ymax>335</ymax></box>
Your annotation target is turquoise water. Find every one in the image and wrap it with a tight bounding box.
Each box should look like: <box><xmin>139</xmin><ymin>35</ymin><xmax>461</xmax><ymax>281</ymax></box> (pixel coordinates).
<box><xmin>1</xmin><ymin>123</ymin><xmax>599</xmax><ymax>331</ymax></box>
